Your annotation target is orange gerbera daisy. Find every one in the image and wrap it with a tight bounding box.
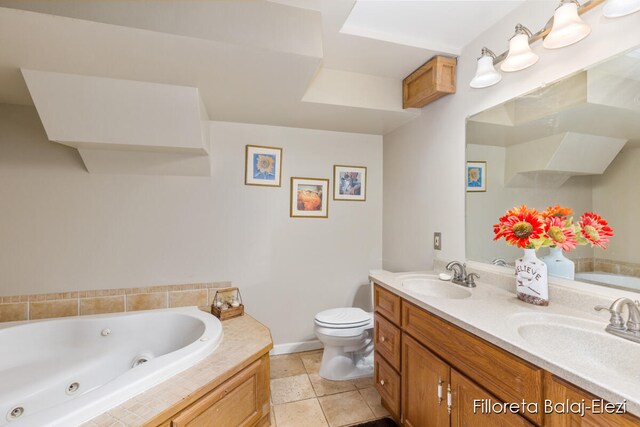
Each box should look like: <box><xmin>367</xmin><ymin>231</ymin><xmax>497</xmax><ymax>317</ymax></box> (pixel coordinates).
<box><xmin>541</xmin><ymin>204</ymin><xmax>574</xmax><ymax>219</ymax></box>
<box><xmin>493</xmin><ymin>205</ymin><xmax>545</xmax><ymax>248</ymax></box>
<box><xmin>579</xmin><ymin>212</ymin><xmax>613</xmax><ymax>249</ymax></box>
<box><xmin>544</xmin><ymin>217</ymin><xmax>577</xmax><ymax>251</ymax></box>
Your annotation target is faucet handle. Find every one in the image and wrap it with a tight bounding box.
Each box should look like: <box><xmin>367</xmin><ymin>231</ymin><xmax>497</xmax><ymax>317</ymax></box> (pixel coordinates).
<box><xmin>465</xmin><ymin>273</ymin><xmax>479</xmax><ymax>288</ymax></box>
<box><xmin>594</xmin><ymin>305</ymin><xmax>625</xmax><ymax>330</ymax></box>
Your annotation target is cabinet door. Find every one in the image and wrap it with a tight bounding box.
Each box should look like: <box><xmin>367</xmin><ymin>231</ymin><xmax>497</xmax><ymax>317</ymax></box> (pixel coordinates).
<box><xmin>545</xmin><ymin>374</ymin><xmax>640</xmax><ymax>427</ymax></box>
<box><xmin>451</xmin><ymin>370</ymin><xmax>532</xmax><ymax>427</ymax></box>
<box><xmin>171</xmin><ymin>358</ymin><xmax>265</xmax><ymax>427</ymax></box>
<box><xmin>402</xmin><ymin>333</ymin><xmax>450</xmax><ymax>427</ymax></box>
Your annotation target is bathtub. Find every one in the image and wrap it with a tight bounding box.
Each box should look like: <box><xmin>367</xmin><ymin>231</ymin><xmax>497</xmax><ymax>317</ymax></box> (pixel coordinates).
<box><xmin>576</xmin><ymin>272</ymin><xmax>640</xmax><ymax>291</ymax></box>
<box><xmin>0</xmin><ymin>306</ymin><xmax>223</xmax><ymax>427</ymax></box>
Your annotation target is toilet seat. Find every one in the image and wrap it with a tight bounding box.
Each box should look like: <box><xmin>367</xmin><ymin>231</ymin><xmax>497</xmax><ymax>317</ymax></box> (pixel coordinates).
<box><xmin>314</xmin><ymin>308</ymin><xmax>372</xmax><ymax>329</ymax></box>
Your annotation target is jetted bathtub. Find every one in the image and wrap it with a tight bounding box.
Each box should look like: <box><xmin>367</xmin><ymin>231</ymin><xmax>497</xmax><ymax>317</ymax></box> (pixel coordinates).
<box><xmin>576</xmin><ymin>272</ymin><xmax>640</xmax><ymax>291</ymax></box>
<box><xmin>0</xmin><ymin>306</ymin><xmax>223</xmax><ymax>427</ymax></box>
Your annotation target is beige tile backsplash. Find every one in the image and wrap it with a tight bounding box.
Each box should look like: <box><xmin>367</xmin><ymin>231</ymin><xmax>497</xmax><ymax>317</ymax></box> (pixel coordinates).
<box><xmin>0</xmin><ymin>282</ymin><xmax>231</xmax><ymax>323</ymax></box>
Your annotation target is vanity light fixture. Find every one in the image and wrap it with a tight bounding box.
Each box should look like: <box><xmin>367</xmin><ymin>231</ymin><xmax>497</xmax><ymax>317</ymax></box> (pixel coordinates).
<box><xmin>501</xmin><ymin>24</ymin><xmax>539</xmax><ymax>72</ymax></box>
<box><xmin>543</xmin><ymin>0</ymin><xmax>591</xmax><ymax>49</ymax></box>
<box><xmin>603</xmin><ymin>0</ymin><xmax>640</xmax><ymax>18</ymax></box>
<box><xmin>470</xmin><ymin>48</ymin><xmax>502</xmax><ymax>89</ymax></box>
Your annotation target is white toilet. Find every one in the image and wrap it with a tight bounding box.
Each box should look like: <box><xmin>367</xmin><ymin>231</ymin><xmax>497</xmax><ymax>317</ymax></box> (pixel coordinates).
<box><xmin>314</xmin><ymin>307</ymin><xmax>374</xmax><ymax>381</ymax></box>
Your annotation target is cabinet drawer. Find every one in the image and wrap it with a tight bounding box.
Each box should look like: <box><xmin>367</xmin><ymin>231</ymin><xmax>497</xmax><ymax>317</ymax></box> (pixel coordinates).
<box><xmin>375</xmin><ymin>352</ymin><xmax>401</xmax><ymax>420</ymax></box>
<box><xmin>374</xmin><ymin>284</ymin><xmax>401</xmax><ymax>326</ymax></box>
<box><xmin>402</xmin><ymin>301</ymin><xmax>544</xmax><ymax>426</ymax></box>
<box><xmin>374</xmin><ymin>313</ymin><xmax>401</xmax><ymax>371</ymax></box>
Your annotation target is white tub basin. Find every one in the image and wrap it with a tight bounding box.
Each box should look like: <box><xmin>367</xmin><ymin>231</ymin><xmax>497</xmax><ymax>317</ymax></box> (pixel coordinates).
<box><xmin>399</xmin><ymin>275</ymin><xmax>472</xmax><ymax>299</ymax></box>
<box><xmin>0</xmin><ymin>306</ymin><xmax>222</xmax><ymax>427</ymax></box>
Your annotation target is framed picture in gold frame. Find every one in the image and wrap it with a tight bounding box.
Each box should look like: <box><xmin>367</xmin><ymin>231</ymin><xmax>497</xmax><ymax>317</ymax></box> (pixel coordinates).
<box><xmin>333</xmin><ymin>165</ymin><xmax>367</xmax><ymax>201</ymax></box>
<box><xmin>290</xmin><ymin>177</ymin><xmax>329</xmax><ymax>218</ymax></box>
<box><xmin>245</xmin><ymin>145</ymin><xmax>282</xmax><ymax>187</ymax></box>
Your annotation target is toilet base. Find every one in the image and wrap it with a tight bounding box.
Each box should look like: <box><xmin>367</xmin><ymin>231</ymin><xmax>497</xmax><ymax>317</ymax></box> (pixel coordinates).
<box><xmin>318</xmin><ymin>340</ymin><xmax>374</xmax><ymax>381</ymax></box>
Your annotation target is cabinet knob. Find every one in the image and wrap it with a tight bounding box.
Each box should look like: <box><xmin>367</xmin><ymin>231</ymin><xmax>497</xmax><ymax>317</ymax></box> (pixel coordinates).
<box><xmin>380</xmin><ymin>336</ymin><xmax>386</xmax><ymax>343</ymax></box>
<box><xmin>379</xmin><ymin>379</ymin><xmax>385</xmax><ymax>386</ymax></box>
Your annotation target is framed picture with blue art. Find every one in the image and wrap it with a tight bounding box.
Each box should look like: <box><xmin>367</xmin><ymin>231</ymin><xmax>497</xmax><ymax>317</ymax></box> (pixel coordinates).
<box><xmin>333</xmin><ymin>165</ymin><xmax>367</xmax><ymax>201</ymax></box>
<box><xmin>245</xmin><ymin>145</ymin><xmax>282</xmax><ymax>187</ymax></box>
<box><xmin>466</xmin><ymin>161</ymin><xmax>486</xmax><ymax>192</ymax></box>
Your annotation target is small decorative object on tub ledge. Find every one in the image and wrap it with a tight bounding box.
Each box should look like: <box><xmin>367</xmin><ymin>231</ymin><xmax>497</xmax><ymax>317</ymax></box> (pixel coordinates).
<box><xmin>493</xmin><ymin>204</ymin><xmax>613</xmax><ymax>306</ymax></box>
<box><xmin>211</xmin><ymin>287</ymin><xmax>244</xmax><ymax>320</ymax></box>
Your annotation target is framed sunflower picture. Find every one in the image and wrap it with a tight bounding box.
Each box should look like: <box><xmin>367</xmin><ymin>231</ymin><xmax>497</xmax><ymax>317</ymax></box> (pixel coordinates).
<box><xmin>245</xmin><ymin>145</ymin><xmax>282</xmax><ymax>187</ymax></box>
<box><xmin>466</xmin><ymin>161</ymin><xmax>486</xmax><ymax>192</ymax></box>
<box><xmin>333</xmin><ymin>165</ymin><xmax>367</xmax><ymax>201</ymax></box>
<box><xmin>290</xmin><ymin>177</ymin><xmax>329</xmax><ymax>218</ymax></box>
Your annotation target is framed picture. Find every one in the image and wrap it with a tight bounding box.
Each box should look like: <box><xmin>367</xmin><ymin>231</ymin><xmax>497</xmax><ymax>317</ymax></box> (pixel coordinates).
<box><xmin>333</xmin><ymin>165</ymin><xmax>367</xmax><ymax>201</ymax></box>
<box><xmin>466</xmin><ymin>161</ymin><xmax>486</xmax><ymax>192</ymax></box>
<box><xmin>245</xmin><ymin>145</ymin><xmax>282</xmax><ymax>187</ymax></box>
<box><xmin>290</xmin><ymin>177</ymin><xmax>329</xmax><ymax>218</ymax></box>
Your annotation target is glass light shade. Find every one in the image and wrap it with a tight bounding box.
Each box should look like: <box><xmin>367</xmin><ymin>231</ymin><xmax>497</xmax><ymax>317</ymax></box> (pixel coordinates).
<box><xmin>470</xmin><ymin>55</ymin><xmax>502</xmax><ymax>88</ymax></box>
<box><xmin>501</xmin><ymin>33</ymin><xmax>539</xmax><ymax>72</ymax></box>
<box><xmin>543</xmin><ymin>2</ymin><xmax>591</xmax><ymax>49</ymax></box>
<box><xmin>603</xmin><ymin>0</ymin><xmax>640</xmax><ymax>18</ymax></box>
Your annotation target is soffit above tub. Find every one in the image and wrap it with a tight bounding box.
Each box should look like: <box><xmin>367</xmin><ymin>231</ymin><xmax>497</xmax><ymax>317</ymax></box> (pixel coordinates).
<box><xmin>22</xmin><ymin>69</ymin><xmax>212</xmax><ymax>176</ymax></box>
<box><xmin>467</xmin><ymin>55</ymin><xmax>640</xmax><ymax>148</ymax></box>
<box><xmin>504</xmin><ymin>132</ymin><xmax>628</xmax><ymax>188</ymax></box>
<box><xmin>0</xmin><ymin>1</ymin><xmax>531</xmax><ymax>135</ymax></box>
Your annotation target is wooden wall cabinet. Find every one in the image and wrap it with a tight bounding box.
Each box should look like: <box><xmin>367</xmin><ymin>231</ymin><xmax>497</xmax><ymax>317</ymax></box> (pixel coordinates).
<box><xmin>372</xmin><ymin>283</ymin><xmax>640</xmax><ymax>427</ymax></box>
<box><xmin>402</xmin><ymin>56</ymin><xmax>457</xmax><ymax>109</ymax></box>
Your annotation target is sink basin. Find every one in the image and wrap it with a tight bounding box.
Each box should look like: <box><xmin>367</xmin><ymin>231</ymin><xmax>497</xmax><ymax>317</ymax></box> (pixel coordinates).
<box><xmin>511</xmin><ymin>313</ymin><xmax>640</xmax><ymax>380</ymax></box>
<box><xmin>400</xmin><ymin>275</ymin><xmax>472</xmax><ymax>299</ymax></box>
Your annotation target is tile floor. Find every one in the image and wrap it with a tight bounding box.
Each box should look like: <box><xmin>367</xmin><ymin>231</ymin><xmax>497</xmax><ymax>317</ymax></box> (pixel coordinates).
<box><xmin>269</xmin><ymin>350</ymin><xmax>390</xmax><ymax>427</ymax></box>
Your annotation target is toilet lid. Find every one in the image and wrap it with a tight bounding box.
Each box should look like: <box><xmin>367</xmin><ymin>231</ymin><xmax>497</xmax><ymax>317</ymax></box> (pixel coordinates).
<box><xmin>315</xmin><ymin>308</ymin><xmax>371</xmax><ymax>327</ymax></box>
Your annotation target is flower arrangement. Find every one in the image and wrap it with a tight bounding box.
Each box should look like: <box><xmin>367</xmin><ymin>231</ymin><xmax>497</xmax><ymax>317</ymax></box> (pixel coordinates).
<box><xmin>493</xmin><ymin>204</ymin><xmax>613</xmax><ymax>251</ymax></box>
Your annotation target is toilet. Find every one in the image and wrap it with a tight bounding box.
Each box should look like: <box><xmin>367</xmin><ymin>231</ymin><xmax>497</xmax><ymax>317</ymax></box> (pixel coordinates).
<box><xmin>314</xmin><ymin>307</ymin><xmax>374</xmax><ymax>381</ymax></box>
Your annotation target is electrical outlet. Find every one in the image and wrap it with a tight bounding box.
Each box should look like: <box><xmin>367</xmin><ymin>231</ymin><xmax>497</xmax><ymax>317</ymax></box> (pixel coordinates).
<box><xmin>434</xmin><ymin>232</ymin><xmax>442</xmax><ymax>250</ymax></box>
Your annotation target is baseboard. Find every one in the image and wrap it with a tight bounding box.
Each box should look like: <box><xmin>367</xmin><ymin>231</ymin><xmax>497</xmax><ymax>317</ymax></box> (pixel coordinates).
<box><xmin>270</xmin><ymin>339</ymin><xmax>323</xmax><ymax>356</ymax></box>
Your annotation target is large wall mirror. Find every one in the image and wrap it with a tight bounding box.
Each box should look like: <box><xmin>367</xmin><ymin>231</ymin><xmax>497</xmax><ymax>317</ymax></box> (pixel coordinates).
<box><xmin>465</xmin><ymin>46</ymin><xmax>640</xmax><ymax>293</ymax></box>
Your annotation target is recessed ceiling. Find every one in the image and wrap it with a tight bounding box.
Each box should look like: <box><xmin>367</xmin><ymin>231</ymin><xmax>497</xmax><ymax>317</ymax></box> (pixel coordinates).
<box><xmin>341</xmin><ymin>0</ymin><xmax>526</xmax><ymax>54</ymax></box>
<box><xmin>0</xmin><ymin>0</ymin><xmax>532</xmax><ymax>135</ymax></box>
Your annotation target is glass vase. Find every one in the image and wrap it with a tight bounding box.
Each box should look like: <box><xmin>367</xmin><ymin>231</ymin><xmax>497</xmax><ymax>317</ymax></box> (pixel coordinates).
<box><xmin>541</xmin><ymin>246</ymin><xmax>575</xmax><ymax>280</ymax></box>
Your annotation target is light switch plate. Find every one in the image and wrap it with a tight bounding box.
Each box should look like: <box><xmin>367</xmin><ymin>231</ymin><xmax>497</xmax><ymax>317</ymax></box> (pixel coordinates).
<box><xmin>434</xmin><ymin>232</ymin><xmax>442</xmax><ymax>250</ymax></box>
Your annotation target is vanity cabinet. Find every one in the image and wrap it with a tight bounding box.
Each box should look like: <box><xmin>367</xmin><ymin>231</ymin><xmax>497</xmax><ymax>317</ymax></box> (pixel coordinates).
<box><xmin>544</xmin><ymin>374</ymin><xmax>639</xmax><ymax>427</ymax></box>
<box><xmin>372</xmin><ymin>283</ymin><xmax>640</xmax><ymax>427</ymax></box>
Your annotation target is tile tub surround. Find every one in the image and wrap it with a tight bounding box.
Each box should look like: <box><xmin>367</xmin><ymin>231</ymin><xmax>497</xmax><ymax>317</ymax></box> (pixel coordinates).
<box><xmin>269</xmin><ymin>350</ymin><xmax>389</xmax><ymax>427</ymax></box>
<box><xmin>81</xmin><ymin>313</ymin><xmax>273</xmax><ymax>427</ymax></box>
<box><xmin>370</xmin><ymin>267</ymin><xmax>640</xmax><ymax>417</ymax></box>
<box><xmin>0</xmin><ymin>282</ymin><xmax>231</xmax><ymax>323</ymax></box>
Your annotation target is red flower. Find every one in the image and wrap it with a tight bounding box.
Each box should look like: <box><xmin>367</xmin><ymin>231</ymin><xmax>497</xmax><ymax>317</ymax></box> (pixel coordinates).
<box><xmin>579</xmin><ymin>212</ymin><xmax>613</xmax><ymax>249</ymax></box>
<box><xmin>544</xmin><ymin>217</ymin><xmax>577</xmax><ymax>252</ymax></box>
<box><xmin>541</xmin><ymin>205</ymin><xmax>574</xmax><ymax>219</ymax></box>
<box><xmin>493</xmin><ymin>205</ymin><xmax>545</xmax><ymax>248</ymax></box>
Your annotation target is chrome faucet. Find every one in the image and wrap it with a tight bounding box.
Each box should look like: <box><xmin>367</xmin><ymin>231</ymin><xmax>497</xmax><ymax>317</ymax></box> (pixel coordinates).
<box><xmin>595</xmin><ymin>298</ymin><xmax>640</xmax><ymax>344</ymax></box>
<box><xmin>491</xmin><ymin>258</ymin><xmax>508</xmax><ymax>267</ymax></box>
<box><xmin>445</xmin><ymin>261</ymin><xmax>478</xmax><ymax>288</ymax></box>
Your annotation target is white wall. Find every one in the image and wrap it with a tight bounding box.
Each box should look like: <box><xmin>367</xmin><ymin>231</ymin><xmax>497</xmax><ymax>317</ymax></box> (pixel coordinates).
<box><xmin>593</xmin><ymin>146</ymin><xmax>640</xmax><ymax>264</ymax></box>
<box><xmin>383</xmin><ymin>4</ymin><xmax>640</xmax><ymax>271</ymax></box>
<box><xmin>0</xmin><ymin>105</ymin><xmax>382</xmax><ymax>345</ymax></box>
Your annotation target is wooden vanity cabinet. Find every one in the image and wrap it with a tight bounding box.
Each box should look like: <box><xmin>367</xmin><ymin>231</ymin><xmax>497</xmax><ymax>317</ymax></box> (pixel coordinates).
<box><xmin>371</xmin><ymin>281</ymin><xmax>640</xmax><ymax>427</ymax></box>
<box><xmin>544</xmin><ymin>374</ymin><xmax>639</xmax><ymax>427</ymax></box>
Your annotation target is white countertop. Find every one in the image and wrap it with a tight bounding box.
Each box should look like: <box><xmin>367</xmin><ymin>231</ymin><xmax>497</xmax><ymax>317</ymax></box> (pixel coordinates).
<box><xmin>369</xmin><ymin>268</ymin><xmax>640</xmax><ymax>417</ymax></box>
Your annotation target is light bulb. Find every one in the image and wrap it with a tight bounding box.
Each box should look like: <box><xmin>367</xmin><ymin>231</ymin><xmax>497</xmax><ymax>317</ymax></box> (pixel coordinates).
<box><xmin>603</xmin><ymin>0</ymin><xmax>640</xmax><ymax>18</ymax></box>
<box><xmin>501</xmin><ymin>31</ymin><xmax>539</xmax><ymax>72</ymax></box>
